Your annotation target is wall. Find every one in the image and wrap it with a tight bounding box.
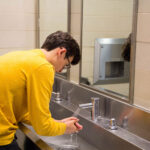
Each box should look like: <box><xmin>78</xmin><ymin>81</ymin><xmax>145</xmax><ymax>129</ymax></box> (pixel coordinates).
<box><xmin>134</xmin><ymin>0</ymin><xmax>150</xmax><ymax>110</ymax></box>
<box><xmin>0</xmin><ymin>0</ymin><xmax>37</xmax><ymax>55</ymax></box>
<box><xmin>39</xmin><ymin>0</ymin><xmax>68</xmax><ymax>47</ymax></box>
<box><xmin>0</xmin><ymin>0</ymin><xmax>149</xmax><ymax>111</ymax></box>
<box><xmin>69</xmin><ymin>0</ymin><xmax>82</xmax><ymax>83</ymax></box>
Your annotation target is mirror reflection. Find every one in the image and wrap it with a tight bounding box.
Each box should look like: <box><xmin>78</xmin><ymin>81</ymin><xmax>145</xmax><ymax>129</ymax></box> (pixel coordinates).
<box><xmin>39</xmin><ymin>0</ymin><xmax>68</xmax><ymax>77</ymax></box>
<box><xmin>80</xmin><ymin>0</ymin><xmax>134</xmax><ymax>99</ymax></box>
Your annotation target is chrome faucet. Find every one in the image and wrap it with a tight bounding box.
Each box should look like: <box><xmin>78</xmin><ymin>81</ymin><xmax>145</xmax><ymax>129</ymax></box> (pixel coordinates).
<box><xmin>79</xmin><ymin>97</ymin><xmax>100</xmax><ymax>121</ymax></box>
<box><xmin>78</xmin><ymin>103</ymin><xmax>93</xmax><ymax>109</ymax></box>
<box><xmin>109</xmin><ymin>118</ymin><xmax>117</xmax><ymax>130</ymax></box>
<box><xmin>91</xmin><ymin>97</ymin><xmax>100</xmax><ymax>121</ymax></box>
<box><xmin>52</xmin><ymin>92</ymin><xmax>62</xmax><ymax>102</ymax></box>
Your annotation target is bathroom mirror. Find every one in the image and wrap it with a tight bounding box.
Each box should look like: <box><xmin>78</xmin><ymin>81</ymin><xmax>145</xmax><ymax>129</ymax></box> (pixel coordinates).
<box><xmin>39</xmin><ymin>0</ymin><xmax>69</xmax><ymax>78</ymax></box>
<box><xmin>80</xmin><ymin>0</ymin><xmax>137</xmax><ymax>101</ymax></box>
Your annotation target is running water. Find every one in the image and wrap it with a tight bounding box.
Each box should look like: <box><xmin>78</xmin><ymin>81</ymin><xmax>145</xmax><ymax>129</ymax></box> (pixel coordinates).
<box><xmin>70</xmin><ymin>133</ymin><xmax>78</xmax><ymax>146</ymax></box>
<box><xmin>72</xmin><ymin>107</ymin><xmax>81</xmax><ymax>117</ymax></box>
<box><xmin>64</xmin><ymin>107</ymin><xmax>82</xmax><ymax>149</ymax></box>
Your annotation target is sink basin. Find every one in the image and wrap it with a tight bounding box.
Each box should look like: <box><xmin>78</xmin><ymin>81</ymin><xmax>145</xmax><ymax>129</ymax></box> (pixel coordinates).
<box><xmin>49</xmin><ymin>99</ymin><xmax>150</xmax><ymax>150</ymax></box>
<box><xmin>40</xmin><ymin>134</ymin><xmax>98</xmax><ymax>150</ymax></box>
<box><xmin>23</xmin><ymin>124</ymin><xmax>98</xmax><ymax>150</ymax></box>
<box><xmin>21</xmin><ymin>93</ymin><xmax>150</xmax><ymax>150</ymax></box>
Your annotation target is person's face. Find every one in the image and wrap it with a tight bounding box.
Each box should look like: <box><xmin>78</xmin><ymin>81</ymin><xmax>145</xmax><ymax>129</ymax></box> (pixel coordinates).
<box><xmin>55</xmin><ymin>48</ymin><xmax>74</xmax><ymax>73</ymax></box>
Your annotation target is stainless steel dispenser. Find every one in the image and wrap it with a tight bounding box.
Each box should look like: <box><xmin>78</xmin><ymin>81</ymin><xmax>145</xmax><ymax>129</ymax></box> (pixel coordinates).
<box><xmin>93</xmin><ymin>38</ymin><xmax>130</xmax><ymax>84</ymax></box>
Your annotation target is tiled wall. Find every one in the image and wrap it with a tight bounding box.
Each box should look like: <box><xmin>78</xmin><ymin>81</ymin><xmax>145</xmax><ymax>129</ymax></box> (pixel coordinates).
<box><xmin>39</xmin><ymin>0</ymin><xmax>68</xmax><ymax>47</ymax></box>
<box><xmin>69</xmin><ymin>0</ymin><xmax>82</xmax><ymax>82</ymax></box>
<box><xmin>0</xmin><ymin>0</ymin><xmax>149</xmax><ymax>111</ymax></box>
<box><xmin>81</xmin><ymin>0</ymin><xmax>133</xmax><ymax>83</ymax></box>
<box><xmin>0</xmin><ymin>0</ymin><xmax>37</xmax><ymax>55</ymax></box>
<box><xmin>39</xmin><ymin>0</ymin><xmax>68</xmax><ymax>76</ymax></box>
<box><xmin>134</xmin><ymin>0</ymin><xmax>150</xmax><ymax>110</ymax></box>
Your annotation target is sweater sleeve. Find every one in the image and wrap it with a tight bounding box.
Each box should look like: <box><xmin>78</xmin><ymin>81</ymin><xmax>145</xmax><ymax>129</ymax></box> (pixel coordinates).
<box><xmin>27</xmin><ymin>64</ymin><xmax>66</xmax><ymax>136</ymax></box>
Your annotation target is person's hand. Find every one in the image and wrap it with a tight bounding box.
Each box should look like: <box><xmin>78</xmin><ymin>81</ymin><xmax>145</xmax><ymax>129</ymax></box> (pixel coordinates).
<box><xmin>54</xmin><ymin>117</ymin><xmax>83</xmax><ymax>134</ymax></box>
<box><xmin>61</xmin><ymin>117</ymin><xmax>78</xmax><ymax>123</ymax></box>
<box><xmin>62</xmin><ymin>117</ymin><xmax>83</xmax><ymax>131</ymax></box>
<box><xmin>54</xmin><ymin>117</ymin><xmax>78</xmax><ymax>123</ymax></box>
<box><xmin>61</xmin><ymin>117</ymin><xmax>83</xmax><ymax>134</ymax></box>
<box><xmin>64</xmin><ymin>119</ymin><xmax>83</xmax><ymax>134</ymax></box>
<box><xmin>74</xmin><ymin>122</ymin><xmax>83</xmax><ymax>131</ymax></box>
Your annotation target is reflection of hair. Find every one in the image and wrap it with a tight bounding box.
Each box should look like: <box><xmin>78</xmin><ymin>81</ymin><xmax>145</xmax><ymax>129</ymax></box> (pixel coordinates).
<box><xmin>122</xmin><ymin>33</ymin><xmax>131</xmax><ymax>61</ymax></box>
<box><xmin>41</xmin><ymin>31</ymin><xmax>81</xmax><ymax>65</ymax></box>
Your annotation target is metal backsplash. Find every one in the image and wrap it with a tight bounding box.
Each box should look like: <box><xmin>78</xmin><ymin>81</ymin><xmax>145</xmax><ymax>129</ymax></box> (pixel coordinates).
<box><xmin>53</xmin><ymin>76</ymin><xmax>150</xmax><ymax>142</ymax></box>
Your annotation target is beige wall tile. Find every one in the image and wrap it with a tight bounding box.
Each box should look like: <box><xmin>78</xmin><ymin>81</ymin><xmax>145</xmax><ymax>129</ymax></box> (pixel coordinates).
<box><xmin>134</xmin><ymin>70</ymin><xmax>150</xmax><ymax>109</ymax></box>
<box><xmin>138</xmin><ymin>0</ymin><xmax>150</xmax><ymax>13</ymax></box>
<box><xmin>0</xmin><ymin>48</ymin><xmax>31</xmax><ymax>56</ymax></box>
<box><xmin>81</xmin><ymin>62</ymin><xmax>93</xmax><ymax>83</ymax></box>
<box><xmin>71</xmin><ymin>0</ymin><xmax>81</xmax><ymax>13</ymax></box>
<box><xmin>0</xmin><ymin>0</ymin><xmax>36</xmax><ymax>13</ymax></box>
<box><xmin>0</xmin><ymin>13</ymin><xmax>36</xmax><ymax>31</ymax></box>
<box><xmin>39</xmin><ymin>0</ymin><xmax>68</xmax><ymax>46</ymax></box>
<box><xmin>40</xmin><ymin>0</ymin><xmax>67</xmax><ymax>13</ymax></box>
<box><xmin>83</xmin><ymin>0</ymin><xmax>133</xmax><ymax>16</ymax></box>
<box><xmin>134</xmin><ymin>42</ymin><xmax>150</xmax><ymax>109</ymax></box>
<box><xmin>0</xmin><ymin>31</ymin><xmax>36</xmax><ymax>48</ymax></box>
<box><xmin>40</xmin><ymin>14</ymin><xmax>67</xmax><ymax>30</ymax></box>
<box><xmin>135</xmin><ymin>42</ymin><xmax>150</xmax><ymax>70</ymax></box>
<box><xmin>70</xmin><ymin>64</ymin><xmax>80</xmax><ymax>83</ymax></box>
<box><xmin>83</xmin><ymin>16</ymin><xmax>132</xmax><ymax>33</ymax></box>
<box><xmin>82</xmin><ymin>47</ymin><xmax>94</xmax><ymax>63</ymax></box>
<box><xmin>0</xmin><ymin>0</ymin><xmax>37</xmax><ymax>51</ymax></box>
<box><xmin>137</xmin><ymin>13</ymin><xmax>150</xmax><ymax>43</ymax></box>
<box><xmin>69</xmin><ymin>1</ymin><xmax>82</xmax><ymax>83</ymax></box>
<box><xmin>70</xmin><ymin>13</ymin><xmax>81</xmax><ymax>35</ymax></box>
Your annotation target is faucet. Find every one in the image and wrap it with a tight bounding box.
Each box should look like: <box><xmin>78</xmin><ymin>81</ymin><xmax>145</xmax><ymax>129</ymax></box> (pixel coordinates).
<box><xmin>91</xmin><ymin>97</ymin><xmax>100</xmax><ymax>121</ymax></box>
<box><xmin>52</xmin><ymin>92</ymin><xmax>62</xmax><ymax>102</ymax></box>
<box><xmin>109</xmin><ymin>118</ymin><xmax>117</xmax><ymax>130</ymax></box>
<box><xmin>79</xmin><ymin>97</ymin><xmax>100</xmax><ymax>121</ymax></box>
<box><xmin>66</xmin><ymin>85</ymin><xmax>74</xmax><ymax>102</ymax></box>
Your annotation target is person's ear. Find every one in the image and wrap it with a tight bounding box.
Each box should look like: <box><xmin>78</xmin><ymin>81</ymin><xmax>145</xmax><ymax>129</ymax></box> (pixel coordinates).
<box><xmin>58</xmin><ymin>47</ymin><xmax>67</xmax><ymax>56</ymax></box>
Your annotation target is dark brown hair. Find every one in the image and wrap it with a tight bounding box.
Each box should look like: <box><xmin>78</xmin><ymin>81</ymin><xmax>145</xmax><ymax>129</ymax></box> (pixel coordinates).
<box><xmin>122</xmin><ymin>33</ymin><xmax>131</xmax><ymax>61</ymax></box>
<box><xmin>41</xmin><ymin>31</ymin><xmax>81</xmax><ymax>65</ymax></box>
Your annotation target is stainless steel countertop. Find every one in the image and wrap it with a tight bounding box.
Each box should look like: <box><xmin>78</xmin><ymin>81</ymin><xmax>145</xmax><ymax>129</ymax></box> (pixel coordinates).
<box><xmin>19</xmin><ymin>123</ymin><xmax>99</xmax><ymax>150</ymax></box>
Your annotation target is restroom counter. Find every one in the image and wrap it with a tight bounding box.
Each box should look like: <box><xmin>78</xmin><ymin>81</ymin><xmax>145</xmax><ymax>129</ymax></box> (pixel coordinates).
<box><xmin>18</xmin><ymin>123</ymin><xmax>99</xmax><ymax>150</ymax></box>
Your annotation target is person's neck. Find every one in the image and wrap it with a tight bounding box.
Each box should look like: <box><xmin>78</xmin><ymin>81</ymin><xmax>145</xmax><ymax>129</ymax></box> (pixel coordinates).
<box><xmin>41</xmin><ymin>49</ymin><xmax>56</xmax><ymax>66</ymax></box>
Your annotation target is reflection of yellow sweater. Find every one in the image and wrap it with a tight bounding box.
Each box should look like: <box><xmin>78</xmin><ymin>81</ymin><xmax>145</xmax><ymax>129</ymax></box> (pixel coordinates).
<box><xmin>0</xmin><ymin>49</ymin><xmax>66</xmax><ymax>145</ymax></box>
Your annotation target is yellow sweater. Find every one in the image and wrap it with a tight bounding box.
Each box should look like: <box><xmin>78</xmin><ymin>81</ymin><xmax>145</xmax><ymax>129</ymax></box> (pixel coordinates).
<box><xmin>0</xmin><ymin>49</ymin><xmax>66</xmax><ymax>145</ymax></box>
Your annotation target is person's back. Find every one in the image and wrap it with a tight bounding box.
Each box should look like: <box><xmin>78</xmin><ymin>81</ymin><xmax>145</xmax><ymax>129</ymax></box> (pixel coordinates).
<box><xmin>0</xmin><ymin>49</ymin><xmax>55</xmax><ymax>145</ymax></box>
